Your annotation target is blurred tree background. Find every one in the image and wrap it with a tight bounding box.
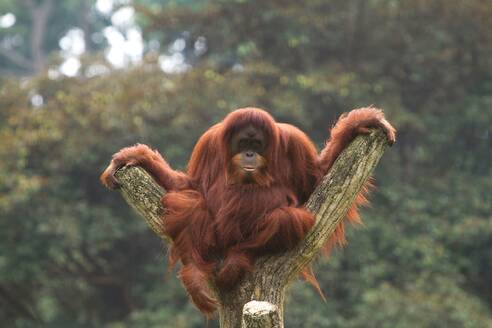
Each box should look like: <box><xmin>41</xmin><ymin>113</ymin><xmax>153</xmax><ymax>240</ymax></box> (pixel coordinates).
<box><xmin>0</xmin><ymin>0</ymin><xmax>491</xmax><ymax>327</ymax></box>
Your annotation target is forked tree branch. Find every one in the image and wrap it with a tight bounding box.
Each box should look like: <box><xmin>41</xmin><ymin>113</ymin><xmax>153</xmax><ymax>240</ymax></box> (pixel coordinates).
<box><xmin>112</xmin><ymin>129</ymin><xmax>391</xmax><ymax>328</ymax></box>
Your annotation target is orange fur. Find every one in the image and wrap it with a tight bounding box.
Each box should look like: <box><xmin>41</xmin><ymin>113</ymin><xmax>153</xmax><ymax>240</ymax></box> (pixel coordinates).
<box><xmin>215</xmin><ymin>249</ymin><xmax>254</xmax><ymax>289</ymax></box>
<box><xmin>100</xmin><ymin>106</ymin><xmax>396</xmax><ymax>315</ymax></box>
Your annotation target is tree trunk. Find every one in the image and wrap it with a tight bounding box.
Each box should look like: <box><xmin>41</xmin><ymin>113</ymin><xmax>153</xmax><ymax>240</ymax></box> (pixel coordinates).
<box><xmin>112</xmin><ymin>129</ymin><xmax>391</xmax><ymax>327</ymax></box>
<box><xmin>23</xmin><ymin>0</ymin><xmax>53</xmax><ymax>73</ymax></box>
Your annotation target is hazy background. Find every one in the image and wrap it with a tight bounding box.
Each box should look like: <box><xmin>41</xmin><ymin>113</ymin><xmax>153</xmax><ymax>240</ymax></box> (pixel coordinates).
<box><xmin>1</xmin><ymin>0</ymin><xmax>491</xmax><ymax>327</ymax></box>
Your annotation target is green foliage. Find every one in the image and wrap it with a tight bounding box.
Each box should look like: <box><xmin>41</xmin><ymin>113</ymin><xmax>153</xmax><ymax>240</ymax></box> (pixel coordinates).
<box><xmin>1</xmin><ymin>0</ymin><xmax>491</xmax><ymax>327</ymax></box>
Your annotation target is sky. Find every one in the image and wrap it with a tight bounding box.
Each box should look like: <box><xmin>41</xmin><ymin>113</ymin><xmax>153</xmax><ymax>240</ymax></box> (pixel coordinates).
<box><xmin>0</xmin><ymin>12</ymin><xmax>15</xmax><ymax>28</ymax></box>
<box><xmin>0</xmin><ymin>0</ymin><xmax>190</xmax><ymax>77</ymax></box>
<box><xmin>59</xmin><ymin>0</ymin><xmax>144</xmax><ymax>76</ymax></box>
<box><xmin>61</xmin><ymin>0</ymin><xmax>188</xmax><ymax>76</ymax></box>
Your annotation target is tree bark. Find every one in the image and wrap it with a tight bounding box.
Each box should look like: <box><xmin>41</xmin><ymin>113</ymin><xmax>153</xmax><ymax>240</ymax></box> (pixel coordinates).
<box><xmin>23</xmin><ymin>0</ymin><xmax>53</xmax><ymax>73</ymax></box>
<box><xmin>112</xmin><ymin>129</ymin><xmax>391</xmax><ymax>328</ymax></box>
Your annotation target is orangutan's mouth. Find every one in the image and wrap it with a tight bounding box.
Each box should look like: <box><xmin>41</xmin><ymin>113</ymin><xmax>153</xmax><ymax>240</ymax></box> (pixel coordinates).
<box><xmin>242</xmin><ymin>166</ymin><xmax>256</xmax><ymax>172</ymax></box>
